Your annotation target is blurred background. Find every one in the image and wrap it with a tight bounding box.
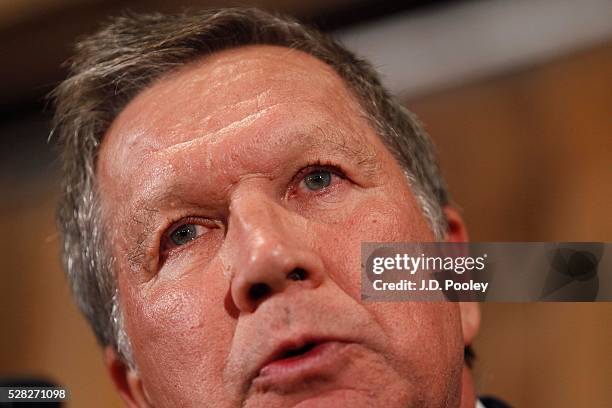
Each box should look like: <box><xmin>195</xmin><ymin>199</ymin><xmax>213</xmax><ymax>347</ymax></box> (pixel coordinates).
<box><xmin>1</xmin><ymin>0</ymin><xmax>611</xmax><ymax>407</ymax></box>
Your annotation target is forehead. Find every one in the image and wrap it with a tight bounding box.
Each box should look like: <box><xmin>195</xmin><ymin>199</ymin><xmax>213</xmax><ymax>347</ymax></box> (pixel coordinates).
<box><xmin>99</xmin><ymin>45</ymin><xmax>371</xmax><ymax>179</ymax></box>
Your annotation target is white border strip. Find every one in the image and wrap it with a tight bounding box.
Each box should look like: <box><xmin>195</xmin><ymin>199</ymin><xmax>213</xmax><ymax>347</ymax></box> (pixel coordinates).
<box><xmin>334</xmin><ymin>0</ymin><xmax>612</xmax><ymax>97</ymax></box>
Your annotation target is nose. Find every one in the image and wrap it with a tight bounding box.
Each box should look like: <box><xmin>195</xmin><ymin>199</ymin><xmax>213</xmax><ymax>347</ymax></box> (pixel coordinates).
<box><xmin>226</xmin><ymin>191</ymin><xmax>325</xmax><ymax>313</ymax></box>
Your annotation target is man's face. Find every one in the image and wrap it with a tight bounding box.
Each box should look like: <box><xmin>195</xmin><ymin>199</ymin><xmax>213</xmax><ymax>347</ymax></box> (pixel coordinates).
<box><xmin>98</xmin><ymin>45</ymin><xmax>466</xmax><ymax>407</ymax></box>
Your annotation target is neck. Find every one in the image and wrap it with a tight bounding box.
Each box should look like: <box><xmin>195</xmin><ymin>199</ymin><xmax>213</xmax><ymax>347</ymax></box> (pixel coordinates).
<box><xmin>460</xmin><ymin>364</ymin><xmax>478</xmax><ymax>408</ymax></box>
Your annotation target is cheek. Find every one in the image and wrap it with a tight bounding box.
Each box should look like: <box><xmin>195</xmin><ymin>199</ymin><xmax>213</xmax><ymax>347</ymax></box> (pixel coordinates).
<box><xmin>370</xmin><ymin>302</ymin><xmax>463</xmax><ymax>364</ymax></box>
<box><xmin>347</xmin><ymin>183</ymin><xmax>434</xmax><ymax>245</ymax></box>
<box><xmin>369</xmin><ymin>302</ymin><xmax>464</xmax><ymax>402</ymax></box>
<box><xmin>119</xmin><ymin>263</ymin><xmax>234</xmax><ymax>405</ymax></box>
<box><xmin>312</xmin><ymin>189</ymin><xmax>462</xmax><ymax>401</ymax></box>
<box><xmin>318</xmin><ymin>189</ymin><xmax>433</xmax><ymax>299</ymax></box>
<box><xmin>317</xmin><ymin>194</ymin><xmax>460</xmax><ymax>363</ymax></box>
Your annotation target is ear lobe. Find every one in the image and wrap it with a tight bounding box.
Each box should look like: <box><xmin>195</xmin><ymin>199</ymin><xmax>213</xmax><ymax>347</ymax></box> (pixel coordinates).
<box><xmin>104</xmin><ymin>346</ymin><xmax>149</xmax><ymax>408</ymax></box>
<box><xmin>442</xmin><ymin>207</ymin><xmax>478</xmax><ymax>345</ymax></box>
<box><xmin>458</xmin><ymin>302</ymin><xmax>480</xmax><ymax>346</ymax></box>
<box><xmin>443</xmin><ymin>206</ymin><xmax>469</xmax><ymax>243</ymax></box>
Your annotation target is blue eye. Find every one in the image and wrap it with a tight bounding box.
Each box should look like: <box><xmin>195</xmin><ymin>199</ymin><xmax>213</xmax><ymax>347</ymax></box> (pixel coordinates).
<box><xmin>170</xmin><ymin>224</ymin><xmax>198</xmax><ymax>246</ymax></box>
<box><xmin>303</xmin><ymin>170</ymin><xmax>332</xmax><ymax>191</ymax></box>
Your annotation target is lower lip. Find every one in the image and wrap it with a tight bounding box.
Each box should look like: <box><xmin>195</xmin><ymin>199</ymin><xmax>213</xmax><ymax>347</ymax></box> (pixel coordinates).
<box><xmin>258</xmin><ymin>341</ymin><xmax>347</xmax><ymax>380</ymax></box>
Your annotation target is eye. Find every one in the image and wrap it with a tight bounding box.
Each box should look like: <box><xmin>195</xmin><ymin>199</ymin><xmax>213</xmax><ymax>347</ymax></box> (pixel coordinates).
<box><xmin>302</xmin><ymin>169</ymin><xmax>333</xmax><ymax>191</ymax></box>
<box><xmin>162</xmin><ymin>219</ymin><xmax>213</xmax><ymax>254</ymax></box>
<box><xmin>170</xmin><ymin>224</ymin><xmax>201</xmax><ymax>246</ymax></box>
<box><xmin>156</xmin><ymin>217</ymin><xmax>222</xmax><ymax>269</ymax></box>
<box><xmin>287</xmin><ymin>163</ymin><xmax>348</xmax><ymax>201</ymax></box>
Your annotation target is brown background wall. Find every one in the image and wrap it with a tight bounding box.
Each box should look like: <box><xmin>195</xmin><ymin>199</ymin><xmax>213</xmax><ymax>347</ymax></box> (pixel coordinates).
<box><xmin>1</xmin><ymin>40</ymin><xmax>611</xmax><ymax>408</ymax></box>
<box><xmin>409</xmin><ymin>42</ymin><xmax>612</xmax><ymax>407</ymax></box>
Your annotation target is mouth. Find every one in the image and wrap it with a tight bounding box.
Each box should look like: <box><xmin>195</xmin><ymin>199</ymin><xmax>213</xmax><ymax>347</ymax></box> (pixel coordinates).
<box><xmin>275</xmin><ymin>341</ymin><xmax>319</xmax><ymax>360</ymax></box>
<box><xmin>254</xmin><ymin>338</ymin><xmax>350</xmax><ymax>387</ymax></box>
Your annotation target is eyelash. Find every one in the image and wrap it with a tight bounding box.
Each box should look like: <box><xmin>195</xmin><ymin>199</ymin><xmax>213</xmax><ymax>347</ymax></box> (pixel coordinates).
<box><xmin>290</xmin><ymin>160</ymin><xmax>346</xmax><ymax>193</ymax></box>
<box><xmin>157</xmin><ymin>161</ymin><xmax>347</xmax><ymax>261</ymax></box>
<box><xmin>160</xmin><ymin>216</ymin><xmax>214</xmax><ymax>256</ymax></box>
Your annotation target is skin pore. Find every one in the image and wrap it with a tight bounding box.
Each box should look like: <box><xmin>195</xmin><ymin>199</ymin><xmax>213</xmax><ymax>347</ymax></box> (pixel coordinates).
<box><xmin>97</xmin><ymin>45</ymin><xmax>479</xmax><ymax>407</ymax></box>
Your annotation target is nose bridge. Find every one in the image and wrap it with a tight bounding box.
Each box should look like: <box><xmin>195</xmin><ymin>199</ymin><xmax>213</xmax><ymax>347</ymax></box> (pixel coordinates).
<box><xmin>231</xmin><ymin>188</ymin><xmax>286</xmax><ymax>247</ymax></box>
<box><xmin>225</xmin><ymin>188</ymin><xmax>324</xmax><ymax>313</ymax></box>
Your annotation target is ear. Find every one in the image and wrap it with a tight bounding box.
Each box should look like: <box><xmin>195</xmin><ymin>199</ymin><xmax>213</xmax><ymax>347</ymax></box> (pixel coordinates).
<box><xmin>104</xmin><ymin>346</ymin><xmax>150</xmax><ymax>408</ymax></box>
<box><xmin>442</xmin><ymin>206</ymin><xmax>469</xmax><ymax>242</ymax></box>
<box><xmin>442</xmin><ymin>206</ymin><xmax>481</xmax><ymax>345</ymax></box>
<box><xmin>458</xmin><ymin>301</ymin><xmax>480</xmax><ymax>346</ymax></box>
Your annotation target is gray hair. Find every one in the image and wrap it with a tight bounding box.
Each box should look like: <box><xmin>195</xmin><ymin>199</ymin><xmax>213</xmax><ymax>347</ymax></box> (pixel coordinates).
<box><xmin>51</xmin><ymin>8</ymin><xmax>449</xmax><ymax>365</ymax></box>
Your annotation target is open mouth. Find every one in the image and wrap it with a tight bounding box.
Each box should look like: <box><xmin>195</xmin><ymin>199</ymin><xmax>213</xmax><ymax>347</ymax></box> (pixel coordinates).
<box><xmin>249</xmin><ymin>337</ymin><xmax>355</xmax><ymax>393</ymax></box>
<box><xmin>276</xmin><ymin>342</ymin><xmax>318</xmax><ymax>361</ymax></box>
<box><xmin>257</xmin><ymin>339</ymin><xmax>347</xmax><ymax>381</ymax></box>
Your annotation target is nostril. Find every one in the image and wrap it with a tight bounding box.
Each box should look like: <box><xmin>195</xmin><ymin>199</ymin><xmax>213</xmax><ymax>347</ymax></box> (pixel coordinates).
<box><xmin>287</xmin><ymin>268</ymin><xmax>307</xmax><ymax>281</ymax></box>
<box><xmin>248</xmin><ymin>282</ymin><xmax>271</xmax><ymax>301</ymax></box>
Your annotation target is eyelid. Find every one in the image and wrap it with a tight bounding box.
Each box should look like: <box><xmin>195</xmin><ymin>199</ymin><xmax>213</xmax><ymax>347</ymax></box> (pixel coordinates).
<box><xmin>294</xmin><ymin>161</ymin><xmax>346</xmax><ymax>183</ymax></box>
<box><xmin>287</xmin><ymin>161</ymin><xmax>346</xmax><ymax>197</ymax></box>
<box><xmin>160</xmin><ymin>216</ymin><xmax>218</xmax><ymax>254</ymax></box>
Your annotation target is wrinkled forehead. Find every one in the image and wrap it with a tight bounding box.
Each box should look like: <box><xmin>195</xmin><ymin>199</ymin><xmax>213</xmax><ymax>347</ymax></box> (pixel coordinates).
<box><xmin>99</xmin><ymin>45</ymin><xmax>369</xmax><ymax>175</ymax></box>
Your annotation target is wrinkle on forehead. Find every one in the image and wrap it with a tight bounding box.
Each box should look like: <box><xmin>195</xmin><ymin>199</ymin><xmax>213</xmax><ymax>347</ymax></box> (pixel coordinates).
<box><xmin>101</xmin><ymin>46</ymin><xmax>370</xmax><ymax>184</ymax></box>
<box><xmin>153</xmin><ymin>100</ymin><xmax>284</xmax><ymax>158</ymax></box>
<box><xmin>135</xmin><ymin>123</ymin><xmax>378</xmax><ymax>211</ymax></box>
<box><xmin>102</xmin><ymin>46</ymin><xmax>359</xmax><ymax>174</ymax></box>
<box><xmin>98</xmin><ymin>45</ymin><xmax>381</xmax><ymax>230</ymax></box>
<box><xmin>119</xmin><ymin>46</ymin><xmax>347</xmax><ymax>129</ymax></box>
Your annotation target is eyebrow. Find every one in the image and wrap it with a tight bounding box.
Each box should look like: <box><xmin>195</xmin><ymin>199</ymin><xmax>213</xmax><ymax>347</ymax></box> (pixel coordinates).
<box><xmin>308</xmin><ymin>125</ymin><xmax>381</xmax><ymax>176</ymax></box>
<box><xmin>125</xmin><ymin>126</ymin><xmax>381</xmax><ymax>268</ymax></box>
